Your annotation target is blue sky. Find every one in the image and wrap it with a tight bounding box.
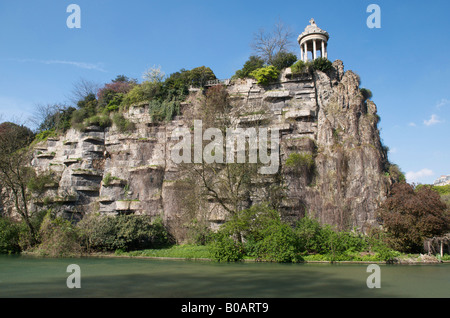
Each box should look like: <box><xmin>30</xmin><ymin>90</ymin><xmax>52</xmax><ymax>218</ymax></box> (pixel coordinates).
<box><xmin>0</xmin><ymin>0</ymin><xmax>449</xmax><ymax>184</ymax></box>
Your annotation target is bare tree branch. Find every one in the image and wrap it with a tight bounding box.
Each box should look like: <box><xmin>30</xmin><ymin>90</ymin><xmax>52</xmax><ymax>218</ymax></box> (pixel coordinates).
<box><xmin>251</xmin><ymin>19</ymin><xmax>295</xmax><ymax>64</ymax></box>
<box><xmin>67</xmin><ymin>78</ymin><xmax>101</xmax><ymax>106</ymax></box>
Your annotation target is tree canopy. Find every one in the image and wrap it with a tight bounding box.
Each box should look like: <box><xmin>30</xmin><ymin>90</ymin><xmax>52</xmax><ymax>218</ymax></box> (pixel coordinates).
<box><xmin>377</xmin><ymin>182</ymin><xmax>450</xmax><ymax>252</ymax></box>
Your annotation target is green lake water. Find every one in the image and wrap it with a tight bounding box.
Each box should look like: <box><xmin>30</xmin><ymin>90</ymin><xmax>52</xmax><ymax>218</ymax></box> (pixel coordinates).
<box><xmin>0</xmin><ymin>255</ymin><xmax>449</xmax><ymax>298</ymax></box>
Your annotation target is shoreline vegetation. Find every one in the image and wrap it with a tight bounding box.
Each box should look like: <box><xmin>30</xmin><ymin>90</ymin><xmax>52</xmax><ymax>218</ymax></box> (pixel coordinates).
<box><xmin>20</xmin><ymin>245</ymin><xmax>450</xmax><ymax>265</ymax></box>
<box><xmin>2</xmin><ymin>197</ymin><xmax>449</xmax><ymax>264</ymax></box>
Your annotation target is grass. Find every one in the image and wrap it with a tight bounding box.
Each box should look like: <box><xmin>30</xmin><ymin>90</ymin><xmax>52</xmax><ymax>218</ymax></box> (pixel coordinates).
<box><xmin>116</xmin><ymin>244</ymin><xmax>211</xmax><ymax>259</ymax></box>
<box><xmin>96</xmin><ymin>244</ymin><xmax>450</xmax><ymax>264</ymax></box>
<box><xmin>110</xmin><ymin>244</ymin><xmax>411</xmax><ymax>263</ymax></box>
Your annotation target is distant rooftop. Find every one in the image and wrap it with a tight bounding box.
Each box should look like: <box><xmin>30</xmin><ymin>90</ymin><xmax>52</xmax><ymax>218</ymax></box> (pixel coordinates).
<box><xmin>434</xmin><ymin>175</ymin><xmax>450</xmax><ymax>186</ymax></box>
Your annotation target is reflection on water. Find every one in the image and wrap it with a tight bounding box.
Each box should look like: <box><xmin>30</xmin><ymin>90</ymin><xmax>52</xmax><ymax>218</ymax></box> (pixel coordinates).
<box><xmin>0</xmin><ymin>255</ymin><xmax>449</xmax><ymax>298</ymax></box>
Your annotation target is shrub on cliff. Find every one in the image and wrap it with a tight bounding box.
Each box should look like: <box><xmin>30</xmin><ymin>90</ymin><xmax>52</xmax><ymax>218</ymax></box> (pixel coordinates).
<box><xmin>285</xmin><ymin>153</ymin><xmax>315</xmax><ymax>173</ymax></box>
<box><xmin>34</xmin><ymin>104</ymin><xmax>76</xmax><ymax>134</ymax></box>
<box><xmin>148</xmin><ymin>99</ymin><xmax>180</xmax><ymax>122</ymax></box>
<box><xmin>84</xmin><ymin>114</ymin><xmax>112</xmax><ymax>129</ymax></box>
<box><xmin>121</xmin><ymin>81</ymin><xmax>163</xmax><ymax>105</ymax></box>
<box><xmin>250</xmin><ymin>66</ymin><xmax>280</xmax><ymax>85</ymax></box>
<box><xmin>290</xmin><ymin>60</ymin><xmax>312</xmax><ymax>75</ymax></box>
<box><xmin>162</xmin><ymin>66</ymin><xmax>215</xmax><ymax>97</ymax></box>
<box><xmin>71</xmin><ymin>93</ymin><xmax>101</xmax><ymax>130</ymax></box>
<box><xmin>386</xmin><ymin>163</ymin><xmax>406</xmax><ymax>183</ymax></box>
<box><xmin>97</xmin><ymin>77</ymin><xmax>134</xmax><ymax>107</ymax></box>
<box><xmin>360</xmin><ymin>88</ymin><xmax>373</xmax><ymax>100</ymax></box>
<box><xmin>312</xmin><ymin>57</ymin><xmax>333</xmax><ymax>72</ymax></box>
<box><xmin>290</xmin><ymin>58</ymin><xmax>332</xmax><ymax>74</ymax></box>
<box><xmin>112</xmin><ymin>113</ymin><xmax>135</xmax><ymax>132</ymax></box>
<box><xmin>233</xmin><ymin>55</ymin><xmax>265</xmax><ymax>79</ymax></box>
<box><xmin>270</xmin><ymin>51</ymin><xmax>297</xmax><ymax>71</ymax></box>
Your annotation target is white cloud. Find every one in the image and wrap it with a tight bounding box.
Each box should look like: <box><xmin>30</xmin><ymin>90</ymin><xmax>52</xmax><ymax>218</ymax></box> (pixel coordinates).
<box><xmin>408</xmin><ymin>122</ymin><xmax>416</xmax><ymax>127</ymax></box>
<box><xmin>423</xmin><ymin>114</ymin><xmax>442</xmax><ymax>126</ymax></box>
<box><xmin>42</xmin><ymin>60</ymin><xmax>106</xmax><ymax>72</ymax></box>
<box><xmin>436</xmin><ymin>98</ymin><xmax>450</xmax><ymax>109</ymax></box>
<box><xmin>7</xmin><ymin>58</ymin><xmax>106</xmax><ymax>72</ymax></box>
<box><xmin>405</xmin><ymin>168</ymin><xmax>434</xmax><ymax>183</ymax></box>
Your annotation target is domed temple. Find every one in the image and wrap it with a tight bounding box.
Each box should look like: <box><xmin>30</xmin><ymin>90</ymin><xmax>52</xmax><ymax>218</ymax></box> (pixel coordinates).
<box><xmin>298</xmin><ymin>18</ymin><xmax>329</xmax><ymax>62</ymax></box>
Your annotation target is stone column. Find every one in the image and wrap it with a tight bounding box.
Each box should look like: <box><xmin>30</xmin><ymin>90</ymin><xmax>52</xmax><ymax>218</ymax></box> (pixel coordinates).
<box><xmin>303</xmin><ymin>42</ymin><xmax>308</xmax><ymax>62</ymax></box>
<box><xmin>313</xmin><ymin>39</ymin><xmax>317</xmax><ymax>60</ymax></box>
<box><xmin>300</xmin><ymin>45</ymin><xmax>304</xmax><ymax>62</ymax></box>
<box><xmin>321</xmin><ymin>40</ymin><xmax>325</xmax><ymax>59</ymax></box>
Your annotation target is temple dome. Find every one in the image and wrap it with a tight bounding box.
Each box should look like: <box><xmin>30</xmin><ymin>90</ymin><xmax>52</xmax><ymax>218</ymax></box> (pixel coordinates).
<box><xmin>298</xmin><ymin>18</ymin><xmax>329</xmax><ymax>43</ymax></box>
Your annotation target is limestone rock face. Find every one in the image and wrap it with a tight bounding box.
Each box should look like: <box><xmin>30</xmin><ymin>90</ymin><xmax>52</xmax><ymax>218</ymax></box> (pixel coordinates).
<box><xmin>30</xmin><ymin>60</ymin><xmax>390</xmax><ymax>237</ymax></box>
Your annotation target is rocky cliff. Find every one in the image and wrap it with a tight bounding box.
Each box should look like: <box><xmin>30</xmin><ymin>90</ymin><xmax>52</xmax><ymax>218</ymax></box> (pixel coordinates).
<box><xmin>30</xmin><ymin>60</ymin><xmax>391</xmax><ymax>240</ymax></box>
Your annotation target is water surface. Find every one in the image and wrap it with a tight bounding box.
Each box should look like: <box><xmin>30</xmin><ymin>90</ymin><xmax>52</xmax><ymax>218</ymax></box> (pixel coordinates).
<box><xmin>0</xmin><ymin>255</ymin><xmax>448</xmax><ymax>298</ymax></box>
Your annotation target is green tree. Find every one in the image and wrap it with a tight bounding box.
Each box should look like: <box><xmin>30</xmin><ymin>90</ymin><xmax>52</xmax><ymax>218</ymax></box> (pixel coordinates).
<box><xmin>0</xmin><ymin>122</ymin><xmax>38</xmax><ymax>244</ymax></box>
<box><xmin>71</xmin><ymin>93</ymin><xmax>99</xmax><ymax>128</ymax></box>
<box><xmin>0</xmin><ymin>216</ymin><xmax>22</xmax><ymax>254</ymax></box>
<box><xmin>233</xmin><ymin>56</ymin><xmax>265</xmax><ymax>79</ymax></box>
<box><xmin>210</xmin><ymin>204</ymin><xmax>301</xmax><ymax>262</ymax></box>
<box><xmin>270</xmin><ymin>51</ymin><xmax>297</xmax><ymax>70</ymax></box>
<box><xmin>187</xmin><ymin>66</ymin><xmax>216</xmax><ymax>87</ymax></box>
<box><xmin>33</xmin><ymin>104</ymin><xmax>75</xmax><ymax>133</ymax></box>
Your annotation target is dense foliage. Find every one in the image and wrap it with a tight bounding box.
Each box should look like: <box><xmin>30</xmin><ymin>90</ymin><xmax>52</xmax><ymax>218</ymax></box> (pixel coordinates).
<box><xmin>30</xmin><ymin>66</ymin><xmax>216</xmax><ymax>137</ymax></box>
<box><xmin>0</xmin><ymin>211</ymin><xmax>171</xmax><ymax>256</ymax></box>
<box><xmin>77</xmin><ymin>214</ymin><xmax>170</xmax><ymax>252</ymax></box>
<box><xmin>290</xmin><ymin>57</ymin><xmax>333</xmax><ymax>75</ymax></box>
<box><xmin>36</xmin><ymin>106</ymin><xmax>76</xmax><ymax>134</ymax></box>
<box><xmin>377</xmin><ymin>182</ymin><xmax>450</xmax><ymax>253</ymax></box>
<box><xmin>207</xmin><ymin>204</ymin><xmax>398</xmax><ymax>263</ymax></box>
<box><xmin>270</xmin><ymin>51</ymin><xmax>297</xmax><ymax>71</ymax></box>
<box><xmin>290</xmin><ymin>60</ymin><xmax>310</xmax><ymax>75</ymax></box>
<box><xmin>250</xmin><ymin>66</ymin><xmax>280</xmax><ymax>85</ymax></box>
<box><xmin>312</xmin><ymin>57</ymin><xmax>333</xmax><ymax>72</ymax></box>
<box><xmin>0</xmin><ymin>122</ymin><xmax>39</xmax><ymax>244</ymax></box>
<box><xmin>0</xmin><ymin>122</ymin><xmax>34</xmax><ymax>147</ymax></box>
<box><xmin>97</xmin><ymin>75</ymin><xmax>135</xmax><ymax>109</ymax></box>
<box><xmin>0</xmin><ymin>217</ymin><xmax>22</xmax><ymax>254</ymax></box>
<box><xmin>232</xmin><ymin>56</ymin><xmax>265</xmax><ymax>79</ymax></box>
<box><xmin>233</xmin><ymin>52</ymin><xmax>296</xmax><ymax>80</ymax></box>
